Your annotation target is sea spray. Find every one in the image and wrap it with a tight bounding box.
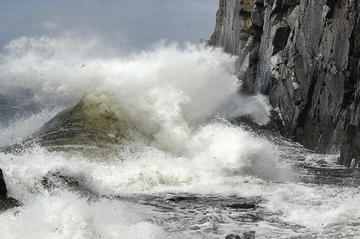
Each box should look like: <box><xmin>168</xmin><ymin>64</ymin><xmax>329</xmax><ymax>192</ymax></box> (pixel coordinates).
<box><xmin>0</xmin><ymin>36</ymin><xmax>271</xmax><ymax>151</ymax></box>
<box><xmin>1</xmin><ymin>36</ymin><xmax>356</xmax><ymax>239</ymax></box>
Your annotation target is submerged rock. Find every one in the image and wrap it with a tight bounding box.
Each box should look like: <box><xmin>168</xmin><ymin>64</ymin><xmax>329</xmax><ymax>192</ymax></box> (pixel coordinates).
<box><xmin>209</xmin><ymin>0</ymin><xmax>360</xmax><ymax>167</ymax></box>
<box><xmin>0</xmin><ymin>197</ymin><xmax>21</xmax><ymax>211</ymax></box>
<box><xmin>227</xmin><ymin>202</ymin><xmax>257</xmax><ymax>209</ymax></box>
<box><xmin>225</xmin><ymin>234</ymin><xmax>241</xmax><ymax>239</ymax></box>
<box><xmin>225</xmin><ymin>231</ymin><xmax>256</xmax><ymax>239</ymax></box>
<box><xmin>242</xmin><ymin>231</ymin><xmax>256</xmax><ymax>239</ymax></box>
<box><xmin>167</xmin><ymin>195</ymin><xmax>198</xmax><ymax>202</ymax></box>
<box><xmin>41</xmin><ymin>171</ymin><xmax>99</xmax><ymax>200</ymax></box>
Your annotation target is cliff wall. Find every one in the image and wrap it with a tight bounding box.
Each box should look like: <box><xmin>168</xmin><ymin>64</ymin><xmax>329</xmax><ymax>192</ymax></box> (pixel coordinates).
<box><xmin>210</xmin><ymin>0</ymin><xmax>360</xmax><ymax>167</ymax></box>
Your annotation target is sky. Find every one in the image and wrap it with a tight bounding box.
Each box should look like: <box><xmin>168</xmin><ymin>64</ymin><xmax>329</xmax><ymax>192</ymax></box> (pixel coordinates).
<box><xmin>0</xmin><ymin>0</ymin><xmax>219</xmax><ymax>50</ymax></box>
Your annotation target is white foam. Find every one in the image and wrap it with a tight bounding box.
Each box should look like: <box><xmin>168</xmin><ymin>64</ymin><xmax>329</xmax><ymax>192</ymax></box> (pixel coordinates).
<box><xmin>265</xmin><ymin>183</ymin><xmax>360</xmax><ymax>235</ymax></box>
<box><xmin>0</xmin><ymin>122</ymin><xmax>283</xmax><ymax>197</ymax></box>
<box><xmin>1</xmin><ymin>36</ymin><xmax>358</xmax><ymax>238</ymax></box>
<box><xmin>2</xmin><ymin>146</ymin><xmax>360</xmax><ymax>237</ymax></box>
<box><xmin>0</xmin><ymin>37</ymin><xmax>279</xmax><ymax>237</ymax></box>
<box><xmin>0</xmin><ymin>191</ymin><xmax>168</xmax><ymax>239</ymax></box>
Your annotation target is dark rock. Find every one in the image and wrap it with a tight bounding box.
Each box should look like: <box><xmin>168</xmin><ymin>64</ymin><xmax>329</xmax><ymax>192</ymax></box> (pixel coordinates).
<box><xmin>227</xmin><ymin>202</ymin><xmax>256</xmax><ymax>209</ymax></box>
<box><xmin>167</xmin><ymin>195</ymin><xmax>198</xmax><ymax>202</ymax></box>
<box><xmin>0</xmin><ymin>169</ymin><xmax>21</xmax><ymax>211</ymax></box>
<box><xmin>42</xmin><ymin>171</ymin><xmax>98</xmax><ymax>199</ymax></box>
<box><xmin>0</xmin><ymin>197</ymin><xmax>21</xmax><ymax>211</ymax></box>
<box><xmin>225</xmin><ymin>231</ymin><xmax>256</xmax><ymax>239</ymax></box>
<box><xmin>242</xmin><ymin>231</ymin><xmax>256</xmax><ymax>239</ymax></box>
<box><xmin>272</xmin><ymin>23</ymin><xmax>291</xmax><ymax>55</ymax></box>
<box><xmin>209</xmin><ymin>0</ymin><xmax>360</xmax><ymax>167</ymax></box>
<box><xmin>252</xmin><ymin>6</ymin><xmax>264</xmax><ymax>28</ymax></box>
<box><xmin>42</xmin><ymin>171</ymin><xmax>80</xmax><ymax>190</ymax></box>
<box><xmin>225</xmin><ymin>234</ymin><xmax>241</xmax><ymax>239</ymax></box>
<box><xmin>325</xmin><ymin>0</ymin><xmax>337</xmax><ymax>19</ymax></box>
<box><xmin>0</xmin><ymin>169</ymin><xmax>7</xmax><ymax>198</ymax></box>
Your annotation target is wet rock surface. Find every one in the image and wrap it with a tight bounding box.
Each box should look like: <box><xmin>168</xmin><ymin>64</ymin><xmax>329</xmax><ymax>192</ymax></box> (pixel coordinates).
<box><xmin>0</xmin><ymin>168</ymin><xmax>21</xmax><ymax>211</ymax></box>
<box><xmin>41</xmin><ymin>171</ymin><xmax>99</xmax><ymax>199</ymax></box>
<box><xmin>210</xmin><ymin>0</ymin><xmax>360</xmax><ymax>167</ymax></box>
<box><xmin>0</xmin><ymin>169</ymin><xmax>7</xmax><ymax>198</ymax></box>
<box><xmin>227</xmin><ymin>203</ymin><xmax>257</xmax><ymax>210</ymax></box>
<box><xmin>225</xmin><ymin>234</ymin><xmax>241</xmax><ymax>239</ymax></box>
<box><xmin>225</xmin><ymin>230</ymin><xmax>256</xmax><ymax>239</ymax></box>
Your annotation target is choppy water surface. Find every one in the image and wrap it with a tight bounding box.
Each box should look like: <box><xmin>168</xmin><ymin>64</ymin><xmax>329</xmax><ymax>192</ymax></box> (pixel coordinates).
<box><xmin>0</xmin><ymin>37</ymin><xmax>360</xmax><ymax>239</ymax></box>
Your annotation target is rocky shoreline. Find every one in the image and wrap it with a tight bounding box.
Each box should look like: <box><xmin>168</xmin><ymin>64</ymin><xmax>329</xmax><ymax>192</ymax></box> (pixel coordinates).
<box><xmin>209</xmin><ymin>0</ymin><xmax>360</xmax><ymax>167</ymax></box>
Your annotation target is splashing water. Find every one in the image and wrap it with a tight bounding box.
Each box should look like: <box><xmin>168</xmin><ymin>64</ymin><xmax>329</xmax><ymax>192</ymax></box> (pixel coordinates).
<box><xmin>0</xmin><ymin>36</ymin><xmax>359</xmax><ymax>239</ymax></box>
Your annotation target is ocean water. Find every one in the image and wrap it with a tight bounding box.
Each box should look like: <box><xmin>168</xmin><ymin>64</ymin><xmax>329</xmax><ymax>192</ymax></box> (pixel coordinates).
<box><xmin>0</xmin><ymin>36</ymin><xmax>360</xmax><ymax>239</ymax></box>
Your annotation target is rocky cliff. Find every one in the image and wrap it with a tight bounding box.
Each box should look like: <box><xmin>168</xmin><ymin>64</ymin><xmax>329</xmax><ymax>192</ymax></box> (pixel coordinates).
<box><xmin>210</xmin><ymin>0</ymin><xmax>360</xmax><ymax>167</ymax></box>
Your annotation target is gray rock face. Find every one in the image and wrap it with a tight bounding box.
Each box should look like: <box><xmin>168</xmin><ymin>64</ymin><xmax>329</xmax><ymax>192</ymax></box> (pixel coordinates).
<box><xmin>210</xmin><ymin>0</ymin><xmax>360</xmax><ymax>167</ymax></box>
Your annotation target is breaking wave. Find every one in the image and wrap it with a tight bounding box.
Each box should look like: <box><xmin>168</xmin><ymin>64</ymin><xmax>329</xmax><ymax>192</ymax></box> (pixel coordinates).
<box><xmin>1</xmin><ymin>36</ymin><xmax>358</xmax><ymax>239</ymax></box>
